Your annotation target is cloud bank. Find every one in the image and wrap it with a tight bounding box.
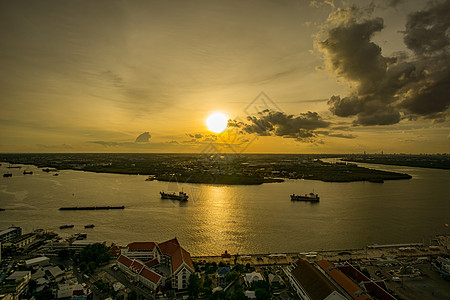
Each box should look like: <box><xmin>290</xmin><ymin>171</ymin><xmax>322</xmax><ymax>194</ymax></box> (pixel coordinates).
<box><xmin>318</xmin><ymin>0</ymin><xmax>450</xmax><ymax>125</ymax></box>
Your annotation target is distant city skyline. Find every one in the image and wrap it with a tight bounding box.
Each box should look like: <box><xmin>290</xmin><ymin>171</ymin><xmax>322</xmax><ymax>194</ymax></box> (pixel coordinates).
<box><xmin>1</xmin><ymin>0</ymin><xmax>449</xmax><ymax>154</ymax></box>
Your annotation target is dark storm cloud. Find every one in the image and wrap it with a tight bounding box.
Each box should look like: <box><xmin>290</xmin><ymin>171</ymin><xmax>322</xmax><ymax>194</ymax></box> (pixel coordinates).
<box><xmin>319</xmin><ymin>1</ymin><xmax>450</xmax><ymax>125</ymax></box>
<box><xmin>228</xmin><ymin>110</ymin><xmax>330</xmax><ymax>142</ymax></box>
<box><xmin>135</xmin><ymin>132</ymin><xmax>151</xmax><ymax>143</ymax></box>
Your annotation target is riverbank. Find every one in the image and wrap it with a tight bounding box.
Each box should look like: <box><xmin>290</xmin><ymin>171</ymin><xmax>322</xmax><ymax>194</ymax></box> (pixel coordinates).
<box><xmin>192</xmin><ymin>235</ymin><xmax>449</xmax><ymax>265</ymax></box>
<box><xmin>0</xmin><ymin>153</ymin><xmax>412</xmax><ymax>184</ymax></box>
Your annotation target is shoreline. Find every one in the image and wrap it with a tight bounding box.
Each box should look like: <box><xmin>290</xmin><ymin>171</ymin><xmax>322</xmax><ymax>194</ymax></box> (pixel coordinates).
<box><xmin>191</xmin><ymin>235</ymin><xmax>449</xmax><ymax>265</ymax></box>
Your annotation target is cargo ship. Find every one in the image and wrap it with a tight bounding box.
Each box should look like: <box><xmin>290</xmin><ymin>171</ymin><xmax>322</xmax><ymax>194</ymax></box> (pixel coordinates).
<box><xmin>160</xmin><ymin>191</ymin><xmax>189</xmax><ymax>201</ymax></box>
<box><xmin>290</xmin><ymin>192</ymin><xmax>320</xmax><ymax>202</ymax></box>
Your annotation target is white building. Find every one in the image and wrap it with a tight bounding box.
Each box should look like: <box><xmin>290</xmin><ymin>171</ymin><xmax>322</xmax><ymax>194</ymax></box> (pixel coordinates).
<box><xmin>117</xmin><ymin>238</ymin><xmax>194</xmax><ymax>290</ymax></box>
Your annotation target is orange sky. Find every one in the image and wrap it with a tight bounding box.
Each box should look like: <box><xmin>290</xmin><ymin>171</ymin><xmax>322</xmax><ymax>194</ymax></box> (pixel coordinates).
<box><xmin>0</xmin><ymin>0</ymin><xmax>449</xmax><ymax>154</ymax></box>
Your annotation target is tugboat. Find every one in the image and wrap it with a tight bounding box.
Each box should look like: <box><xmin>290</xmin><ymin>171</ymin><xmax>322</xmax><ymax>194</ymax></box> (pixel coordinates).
<box><xmin>290</xmin><ymin>192</ymin><xmax>320</xmax><ymax>202</ymax></box>
<box><xmin>60</xmin><ymin>224</ymin><xmax>74</xmax><ymax>229</ymax></box>
<box><xmin>160</xmin><ymin>191</ymin><xmax>189</xmax><ymax>201</ymax></box>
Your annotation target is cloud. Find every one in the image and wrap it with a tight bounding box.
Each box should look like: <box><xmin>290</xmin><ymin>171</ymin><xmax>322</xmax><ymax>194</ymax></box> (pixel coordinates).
<box><xmin>135</xmin><ymin>132</ymin><xmax>151</xmax><ymax>143</ymax></box>
<box><xmin>317</xmin><ymin>1</ymin><xmax>450</xmax><ymax>125</ymax></box>
<box><xmin>229</xmin><ymin>110</ymin><xmax>330</xmax><ymax>142</ymax></box>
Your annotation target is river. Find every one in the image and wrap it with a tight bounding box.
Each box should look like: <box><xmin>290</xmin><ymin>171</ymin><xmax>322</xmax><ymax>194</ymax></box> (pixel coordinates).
<box><xmin>0</xmin><ymin>160</ymin><xmax>449</xmax><ymax>256</ymax></box>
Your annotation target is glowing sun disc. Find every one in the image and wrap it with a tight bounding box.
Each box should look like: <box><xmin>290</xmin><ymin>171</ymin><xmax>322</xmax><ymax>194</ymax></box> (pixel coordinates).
<box><xmin>206</xmin><ymin>112</ymin><xmax>228</xmax><ymax>133</ymax></box>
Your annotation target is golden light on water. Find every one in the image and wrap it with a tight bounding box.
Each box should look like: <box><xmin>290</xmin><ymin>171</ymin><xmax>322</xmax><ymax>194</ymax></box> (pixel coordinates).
<box><xmin>206</xmin><ymin>112</ymin><xmax>228</xmax><ymax>133</ymax></box>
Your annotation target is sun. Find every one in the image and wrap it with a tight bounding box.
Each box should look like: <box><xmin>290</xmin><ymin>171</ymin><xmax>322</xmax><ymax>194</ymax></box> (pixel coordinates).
<box><xmin>206</xmin><ymin>112</ymin><xmax>228</xmax><ymax>133</ymax></box>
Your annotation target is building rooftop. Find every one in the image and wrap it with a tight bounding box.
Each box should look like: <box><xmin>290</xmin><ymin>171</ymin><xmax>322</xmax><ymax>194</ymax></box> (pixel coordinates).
<box><xmin>316</xmin><ymin>260</ymin><xmax>372</xmax><ymax>300</ymax></box>
<box><xmin>291</xmin><ymin>259</ymin><xmax>340</xmax><ymax>300</ymax></box>
<box><xmin>140</xmin><ymin>267</ymin><xmax>162</xmax><ymax>284</ymax></box>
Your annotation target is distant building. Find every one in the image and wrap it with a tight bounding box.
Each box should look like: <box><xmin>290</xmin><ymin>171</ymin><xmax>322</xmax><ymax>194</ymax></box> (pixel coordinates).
<box><xmin>117</xmin><ymin>238</ymin><xmax>194</xmax><ymax>290</ymax></box>
<box><xmin>0</xmin><ymin>227</ymin><xmax>22</xmax><ymax>244</ymax></box>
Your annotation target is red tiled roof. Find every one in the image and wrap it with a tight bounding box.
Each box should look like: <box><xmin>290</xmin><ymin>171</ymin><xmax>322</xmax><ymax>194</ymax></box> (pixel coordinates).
<box><xmin>158</xmin><ymin>238</ymin><xmax>194</xmax><ymax>273</ymax></box>
<box><xmin>145</xmin><ymin>259</ymin><xmax>159</xmax><ymax>268</ymax></box>
<box><xmin>316</xmin><ymin>260</ymin><xmax>373</xmax><ymax>300</ymax></box>
<box><xmin>130</xmin><ymin>260</ymin><xmax>144</xmax><ymax>274</ymax></box>
<box><xmin>127</xmin><ymin>242</ymin><xmax>157</xmax><ymax>250</ymax></box>
<box><xmin>291</xmin><ymin>259</ymin><xmax>340</xmax><ymax>300</ymax></box>
<box><xmin>117</xmin><ymin>255</ymin><xmax>133</xmax><ymax>267</ymax></box>
<box><xmin>140</xmin><ymin>267</ymin><xmax>162</xmax><ymax>284</ymax></box>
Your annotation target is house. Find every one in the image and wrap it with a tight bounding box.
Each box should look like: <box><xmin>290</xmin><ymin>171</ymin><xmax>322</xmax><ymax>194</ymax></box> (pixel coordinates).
<box><xmin>117</xmin><ymin>237</ymin><xmax>194</xmax><ymax>290</ymax></box>
<box><xmin>244</xmin><ymin>271</ymin><xmax>264</xmax><ymax>287</ymax></box>
<box><xmin>268</xmin><ymin>274</ymin><xmax>283</xmax><ymax>287</ymax></box>
<box><xmin>217</xmin><ymin>266</ymin><xmax>231</xmax><ymax>287</ymax></box>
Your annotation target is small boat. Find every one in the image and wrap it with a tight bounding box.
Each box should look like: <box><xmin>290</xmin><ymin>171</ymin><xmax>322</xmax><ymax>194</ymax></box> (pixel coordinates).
<box><xmin>290</xmin><ymin>192</ymin><xmax>320</xmax><ymax>202</ymax></box>
<box><xmin>53</xmin><ymin>173</ymin><xmax>59</xmax><ymax>176</ymax></box>
<box><xmin>145</xmin><ymin>175</ymin><xmax>156</xmax><ymax>181</ymax></box>
<box><xmin>23</xmin><ymin>171</ymin><xmax>33</xmax><ymax>175</ymax></box>
<box><xmin>0</xmin><ymin>208</ymin><xmax>5</xmax><ymax>211</ymax></box>
<box><xmin>160</xmin><ymin>191</ymin><xmax>189</xmax><ymax>201</ymax></box>
<box><xmin>3</xmin><ymin>173</ymin><xmax>12</xmax><ymax>178</ymax></box>
<box><xmin>60</xmin><ymin>224</ymin><xmax>74</xmax><ymax>229</ymax></box>
<box><xmin>84</xmin><ymin>224</ymin><xmax>95</xmax><ymax>229</ymax></box>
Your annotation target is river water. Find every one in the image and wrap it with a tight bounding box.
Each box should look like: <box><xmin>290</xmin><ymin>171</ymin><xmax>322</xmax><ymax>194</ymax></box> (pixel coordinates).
<box><xmin>0</xmin><ymin>160</ymin><xmax>449</xmax><ymax>256</ymax></box>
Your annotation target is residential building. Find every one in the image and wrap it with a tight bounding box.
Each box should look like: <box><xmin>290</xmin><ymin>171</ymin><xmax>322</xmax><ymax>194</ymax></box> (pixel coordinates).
<box><xmin>244</xmin><ymin>271</ymin><xmax>264</xmax><ymax>287</ymax></box>
<box><xmin>217</xmin><ymin>266</ymin><xmax>231</xmax><ymax>287</ymax></box>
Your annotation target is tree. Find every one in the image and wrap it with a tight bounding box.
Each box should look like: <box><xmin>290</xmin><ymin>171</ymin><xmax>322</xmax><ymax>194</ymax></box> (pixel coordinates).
<box><xmin>188</xmin><ymin>273</ymin><xmax>201</xmax><ymax>299</ymax></box>
<box><xmin>230</xmin><ymin>284</ymin><xmax>247</xmax><ymax>300</ymax></box>
<box><xmin>232</xmin><ymin>264</ymin><xmax>245</xmax><ymax>274</ymax></box>
<box><xmin>225</xmin><ymin>270</ymin><xmax>239</xmax><ymax>283</ymax></box>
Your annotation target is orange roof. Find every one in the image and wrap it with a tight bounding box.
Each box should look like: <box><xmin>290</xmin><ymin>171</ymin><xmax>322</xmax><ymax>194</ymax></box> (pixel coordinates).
<box><xmin>127</xmin><ymin>242</ymin><xmax>157</xmax><ymax>250</ymax></box>
<box><xmin>158</xmin><ymin>238</ymin><xmax>194</xmax><ymax>273</ymax></box>
<box><xmin>130</xmin><ymin>260</ymin><xmax>144</xmax><ymax>274</ymax></box>
<box><xmin>145</xmin><ymin>259</ymin><xmax>159</xmax><ymax>268</ymax></box>
<box><xmin>117</xmin><ymin>255</ymin><xmax>133</xmax><ymax>267</ymax></box>
<box><xmin>140</xmin><ymin>267</ymin><xmax>162</xmax><ymax>284</ymax></box>
<box><xmin>291</xmin><ymin>259</ymin><xmax>340</xmax><ymax>300</ymax></box>
<box><xmin>316</xmin><ymin>260</ymin><xmax>373</xmax><ymax>300</ymax></box>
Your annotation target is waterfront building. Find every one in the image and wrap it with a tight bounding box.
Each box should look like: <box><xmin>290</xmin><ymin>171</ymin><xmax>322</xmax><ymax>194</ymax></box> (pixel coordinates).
<box><xmin>285</xmin><ymin>259</ymin><xmax>346</xmax><ymax>300</ymax></box>
<box><xmin>7</xmin><ymin>233</ymin><xmax>36</xmax><ymax>249</ymax></box>
<box><xmin>0</xmin><ymin>227</ymin><xmax>22</xmax><ymax>244</ymax></box>
<box><xmin>117</xmin><ymin>238</ymin><xmax>194</xmax><ymax>290</ymax></box>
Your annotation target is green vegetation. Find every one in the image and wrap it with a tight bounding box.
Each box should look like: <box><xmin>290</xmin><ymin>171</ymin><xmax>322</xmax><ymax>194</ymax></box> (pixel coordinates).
<box><xmin>0</xmin><ymin>153</ymin><xmax>414</xmax><ymax>184</ymax></box>
<box><xmin>74</xmin><ymin>243</ymin><xmax>111</xmax><ymax>273</ymax></box>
